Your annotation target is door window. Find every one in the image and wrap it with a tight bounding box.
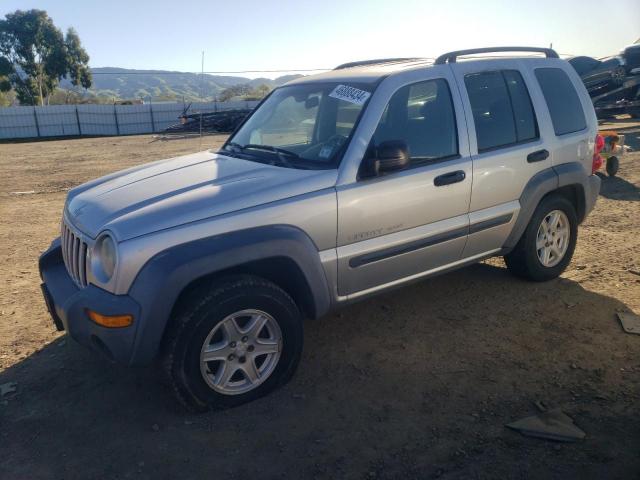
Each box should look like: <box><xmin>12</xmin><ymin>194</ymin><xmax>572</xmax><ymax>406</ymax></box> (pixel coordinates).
<box><xmin>372</xmin><ymin>78</ymin><xmax>458</xmax><ymax>163</ymax></box>
<box><xmin>465</xmin><ymin>70</ymin><xmax>538</xmax><ymax>152</ymax></box>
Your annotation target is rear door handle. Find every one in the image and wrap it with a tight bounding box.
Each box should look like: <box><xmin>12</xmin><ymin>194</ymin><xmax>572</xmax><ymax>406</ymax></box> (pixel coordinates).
<box><xmin>527</xmin><ymin>149</ymin><xmax>549</xmax><ymax>163</ymax></box>
<box><xmin>434</xmin><ymin>170</ymin><xmax>466</xmax><ymax>186</ymax></box>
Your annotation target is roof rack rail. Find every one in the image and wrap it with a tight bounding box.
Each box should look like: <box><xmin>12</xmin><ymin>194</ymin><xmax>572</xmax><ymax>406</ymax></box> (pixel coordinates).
<box><xmin>434</xmin><ymin>47</ymin><xmax>559</xmax><ymax>65</ymax></box>
<box><xmin>334</xmin><ymin>57</ymin><xmax>424</xmax><ymax>70</ymax></box>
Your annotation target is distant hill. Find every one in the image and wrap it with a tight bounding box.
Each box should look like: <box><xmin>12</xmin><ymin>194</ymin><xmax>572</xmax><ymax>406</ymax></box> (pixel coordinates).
<box><xmin>60</xmin><ymin>68</ymin><xmax>304</xmax><ymax>101</ymax></box>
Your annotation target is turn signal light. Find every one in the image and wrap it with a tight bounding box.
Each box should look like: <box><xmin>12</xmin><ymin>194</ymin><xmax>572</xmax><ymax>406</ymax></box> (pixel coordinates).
<box><xmin>86</xmin><ymin>309</ymin><xmax>133</xmax><ymax>328</ymax></box>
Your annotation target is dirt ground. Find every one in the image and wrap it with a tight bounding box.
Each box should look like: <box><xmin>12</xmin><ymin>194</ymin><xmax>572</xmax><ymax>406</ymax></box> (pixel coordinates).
<box><xmin>1</xmin><ymin>129</ymin><xmax>639</xmax><ymax>480</ymax></box>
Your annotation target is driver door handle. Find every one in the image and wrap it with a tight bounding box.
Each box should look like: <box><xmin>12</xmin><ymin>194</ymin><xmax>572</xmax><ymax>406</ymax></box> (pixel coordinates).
<box><xmin>434</xmin><ymin>170</ymin><xmax>466</xmax><ymax>187</ymax></box>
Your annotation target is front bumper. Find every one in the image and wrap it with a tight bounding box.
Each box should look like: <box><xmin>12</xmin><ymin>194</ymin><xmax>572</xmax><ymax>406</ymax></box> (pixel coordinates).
<box><xmin>39</xmin><ymin>238</ymin><xmax>141</xmax><ymax>364</ymax></box>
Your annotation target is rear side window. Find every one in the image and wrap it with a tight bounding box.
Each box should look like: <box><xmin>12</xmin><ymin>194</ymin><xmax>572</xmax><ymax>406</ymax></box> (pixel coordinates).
<box><xmin>535</xmin><ymin>68</ymin><xmax>587</xmax><ymax>136</ymax></box>
<box><xmin>465</xmin><ymin>70</ymin><xmax>538</xmax><ymax>152</ymax></box>
<box><xmin>504</xmin><ymin>71</ymin><xmax>538</xmax><ymax>143</ymax></box>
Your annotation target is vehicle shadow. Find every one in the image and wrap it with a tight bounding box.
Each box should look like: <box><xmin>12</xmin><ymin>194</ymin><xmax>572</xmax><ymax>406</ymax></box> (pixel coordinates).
<box><xmin>1</xmin><ymin>263</ymin><xmax>639</xmax><ymax>479</ymax></box>
<box><xmin>598</xmin><ymin>171</ymin><xmax>640</xmax><ymax>201</ymax></box>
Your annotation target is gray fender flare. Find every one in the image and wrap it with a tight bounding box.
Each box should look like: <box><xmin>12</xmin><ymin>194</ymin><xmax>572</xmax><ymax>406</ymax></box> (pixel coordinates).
<box><xmin>126</xmin><ymin>225</ymin><xmax>331</xmax><ymax>365</ymax></box>
<box><xmin>503</xmin><ymin>162</ymin><xmax>589</xmax><ymax>252</ymax></box>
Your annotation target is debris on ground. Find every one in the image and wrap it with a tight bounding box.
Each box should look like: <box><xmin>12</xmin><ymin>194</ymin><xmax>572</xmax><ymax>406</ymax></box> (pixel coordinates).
<box><xmin>9</xmin><ymin>191</ymin><xmax>35</xmax><ymax>195</ymax></box>
<box><xmin>0</xmin><ymin>382</ymin><xmax>17</xmax><ymax>397</ymax></box>
<box><xmin>617</xmin><ymin>312</ymin><xmax>640</xmax><ymax>334</ymax></box>
<box><xmin>162</xmin><ymin>109</ymin><xmax>251</xmax><ymax>136</ymax></box>
<box><xmin>506</xmin><ymin>408</ymin><xmax>586</xmax><ymax>442</ymax></box>
<box><xmin>533</xmin><ymin>400</ymin><xmax>548</xmax><ymax>412</ymax></box>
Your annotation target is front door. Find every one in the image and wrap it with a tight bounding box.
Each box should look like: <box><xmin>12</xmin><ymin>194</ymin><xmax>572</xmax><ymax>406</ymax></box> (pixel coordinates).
<box><xmin>335</xmin><ymin>69</ymin><xmax>472</xmax><ymax>297</ymax></box>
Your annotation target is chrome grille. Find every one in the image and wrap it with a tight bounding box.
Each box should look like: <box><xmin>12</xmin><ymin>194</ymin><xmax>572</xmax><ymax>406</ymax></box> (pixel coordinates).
<box><xmin>61</xmin><ymin>220</ymin><xmax>89</xmax><ymax>288</ymax></box>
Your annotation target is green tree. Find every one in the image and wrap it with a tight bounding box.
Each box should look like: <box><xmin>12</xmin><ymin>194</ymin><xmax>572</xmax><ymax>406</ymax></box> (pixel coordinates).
<box><xmin>219</xmin><ymin>84</ymin><xmax>252</xmax><ymax>102</ymax></box>
<box><xmin>0</xmin><ymin>9</ymin><xmax>92</xmax><ymax>105</ymax></box>
<box><xmin>252</xmin><ymin>84</ymin><xmax>271</xmax><ymax>99</ymax></box>
<box><xmin>47</xmin><ymin>87</ymin><xmax>84</xmax><ymax>105</ymax></box>
<box><xmin>65</xmin><ymin>28</ymin><xmax>92</xmax><ymax>90</ymax></box>
<box><xmin>0</xmin><ymin>56</ymin><xmax>15</xmax><ymax>106</ymax></box>
<box><xmin>0</xmin><ymin>56</ymin><xmax>11</xmax><ymax>91</ymax></box>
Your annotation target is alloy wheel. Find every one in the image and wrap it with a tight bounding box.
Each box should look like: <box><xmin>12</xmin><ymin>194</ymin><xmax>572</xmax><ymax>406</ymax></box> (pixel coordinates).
<box><xmin>536</xmin><ymin>209</ymin><xmax>570</xmax><ymax>268</ymax></box>
<box><xmin>200</xmin><ymin>309</ymin><xmax>282</xmax><ymax>395</ymax></box>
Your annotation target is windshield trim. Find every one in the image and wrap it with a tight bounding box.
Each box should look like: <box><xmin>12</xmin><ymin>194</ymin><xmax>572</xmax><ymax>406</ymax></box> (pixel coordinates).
<box><xmin>221</xmin><ymin>81</ymin><xmax>380</xmax><ymax>170</ymax></box>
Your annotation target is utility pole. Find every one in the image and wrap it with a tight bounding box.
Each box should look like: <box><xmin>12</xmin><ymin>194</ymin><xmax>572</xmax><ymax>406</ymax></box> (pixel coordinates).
<box><xmin>199</xmin><ymin>51</ymin><xmax>204</xmax><ymax>150</ymax></box>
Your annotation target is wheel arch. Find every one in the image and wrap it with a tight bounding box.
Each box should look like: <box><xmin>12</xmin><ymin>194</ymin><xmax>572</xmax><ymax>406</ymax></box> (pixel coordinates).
<box><xmin>552</xmin><ymin>183</ymin><xmax>586</xmax><ymax>223</ymax></box>
<box><xmin>503</xmin><ymin>162</ymin><xmax>591</xmax><ymax>252</ymax></box>
<box><xmin>169</xmin><ymin>256</ymin><xmax>318</xmax><ymax>326</ymax></box>
<box><xmin>126</xmin><ymin>225</ymin><xmax>331</xmax><ymax>365</ymax></box>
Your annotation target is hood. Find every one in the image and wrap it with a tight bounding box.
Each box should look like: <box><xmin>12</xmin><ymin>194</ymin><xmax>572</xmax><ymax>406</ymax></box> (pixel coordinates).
<box><xmin>65</xmin><ymin>150</ymin><xmax>338</xmax><ymax>241</ymax></box>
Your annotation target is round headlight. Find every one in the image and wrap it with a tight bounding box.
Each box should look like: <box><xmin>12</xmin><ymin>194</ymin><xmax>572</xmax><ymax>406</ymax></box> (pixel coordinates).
<box><xmin>93</xmin><ymin>233</ymin><xmax>117</xmax><ymax>282</ymax></box>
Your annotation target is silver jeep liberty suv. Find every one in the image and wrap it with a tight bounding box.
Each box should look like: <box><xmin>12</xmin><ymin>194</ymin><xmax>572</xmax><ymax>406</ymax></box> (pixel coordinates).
<box><xmin>40</xmin><ymin>47</ymin><xmax>601</xmax><ymax>410</ymax></box>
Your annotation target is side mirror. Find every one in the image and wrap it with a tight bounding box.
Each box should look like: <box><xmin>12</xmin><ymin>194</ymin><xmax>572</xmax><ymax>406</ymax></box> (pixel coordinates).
<box><xmin>375</xmin><ymin>140</ymin><xmax>410</xmax><ymax>174</ymax></box>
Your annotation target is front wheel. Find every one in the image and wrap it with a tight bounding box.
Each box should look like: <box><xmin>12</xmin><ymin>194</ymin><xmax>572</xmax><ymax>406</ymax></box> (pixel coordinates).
<box><xmin>504</xmin><ymin>195</ymin><xmax>578</xmax><ymax>281</ymax></box>
<box><xmin>162</xmin><ymin>275</ymin><xmax>303</xmax><ymax>411</ymax></box>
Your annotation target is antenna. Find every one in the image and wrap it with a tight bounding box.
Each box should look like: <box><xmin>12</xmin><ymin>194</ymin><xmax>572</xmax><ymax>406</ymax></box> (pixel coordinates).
<box><xmin>199</xmin><ymin>50</ymin><xmax>204</xmax><ymax>149</ymax></box>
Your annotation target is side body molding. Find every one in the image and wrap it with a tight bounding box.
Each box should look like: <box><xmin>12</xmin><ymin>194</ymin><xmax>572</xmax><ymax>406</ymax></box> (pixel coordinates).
<box><xmin>127</xmin><ymin>225</ymin><xmax>331</xmax><ymax>365</ymax></box>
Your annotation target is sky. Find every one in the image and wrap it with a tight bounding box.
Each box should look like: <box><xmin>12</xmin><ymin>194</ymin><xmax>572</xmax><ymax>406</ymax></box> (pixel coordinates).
<box><xmin>1</xmin><ymin>0</ymin><xmax>638</xmax><ymax>78</ymax></box>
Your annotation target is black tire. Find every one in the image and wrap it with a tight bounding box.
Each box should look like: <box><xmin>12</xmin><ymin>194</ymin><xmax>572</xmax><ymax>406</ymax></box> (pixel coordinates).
<box><xmin>606</xmin><ymin>156</ymin><xmax>619</xmax><ymax>177</ymax></box>
<box><xmin>162</xmin><ymin>274</ymin><xmax>303</xmax><ymax>411</ymax></box>
<box><xmin>504</xmin><ymin>195</ymin><xmax>578</xmax><ymax>282</ymax></box>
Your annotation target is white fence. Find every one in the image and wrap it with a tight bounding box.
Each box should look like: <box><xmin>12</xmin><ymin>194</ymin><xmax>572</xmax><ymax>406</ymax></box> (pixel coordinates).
<box><xmin>0</xmin><ymin>100</ymin><xmax>259</xmax><ymax>140</ymax></box>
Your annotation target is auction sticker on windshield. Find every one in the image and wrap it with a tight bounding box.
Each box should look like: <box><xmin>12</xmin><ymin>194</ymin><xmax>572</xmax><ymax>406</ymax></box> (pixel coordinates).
<box><xmin>329</xmin><ymin>85</ymin><xmax>371</xmax><ymax>105</ymax></box>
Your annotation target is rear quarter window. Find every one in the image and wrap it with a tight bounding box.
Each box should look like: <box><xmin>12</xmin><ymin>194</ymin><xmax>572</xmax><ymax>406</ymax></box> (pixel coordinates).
<box><xmin>535</xmin><ymin>68</ymin><xmax>587</xmax><ymax>136</ymax></box>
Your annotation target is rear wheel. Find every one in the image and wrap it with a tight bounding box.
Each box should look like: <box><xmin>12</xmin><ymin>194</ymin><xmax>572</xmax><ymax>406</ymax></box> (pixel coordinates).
<box><xmin>504</xmin><ymin>195</ymin><xmax>578</xmax><ymax>281</ymax></box>
<box><xmin>162</xmin><ymin>275</ymin><xmax>303</xmax><ymax>411</ymax></box>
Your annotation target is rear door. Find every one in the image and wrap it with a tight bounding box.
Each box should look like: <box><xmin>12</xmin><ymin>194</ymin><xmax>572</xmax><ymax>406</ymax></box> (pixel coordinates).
<box><xmin>450</xmin><ymin>60</ymin><xmax>550</xmax><ymax>258</ymax></box>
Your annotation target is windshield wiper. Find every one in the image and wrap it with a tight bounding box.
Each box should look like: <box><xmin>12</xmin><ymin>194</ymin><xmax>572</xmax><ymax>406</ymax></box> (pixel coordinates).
<box><xmin>240</xmin><ymin>144</ymin><xmax>301</xmax><ymax>167</ymax></box>
<box><xmin>242</xmin><ymin>144</ymin><xmax>299</xmax><ymax>158</ymax></box>
<box><xmin>225</xmin><ymin>141</ymin><xmax>244</xmax><ymax>152</ymax></box>
<box><xmin>223</xmin><ymin>142</ymin><xmax>310</xmax><ymax>168</ymax></box>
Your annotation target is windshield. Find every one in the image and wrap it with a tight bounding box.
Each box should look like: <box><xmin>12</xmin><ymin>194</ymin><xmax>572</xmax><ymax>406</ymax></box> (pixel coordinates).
<box><xmin>223</xmin><ymin>82</ymin><xmax>373</xmax><ymax>169</ymax></box>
